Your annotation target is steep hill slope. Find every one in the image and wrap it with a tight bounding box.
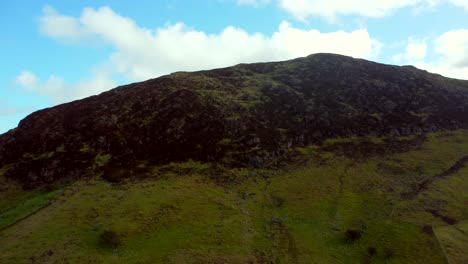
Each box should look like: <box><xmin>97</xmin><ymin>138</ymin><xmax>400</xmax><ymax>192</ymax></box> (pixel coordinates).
<box><xmin>1</xmin><ymin>53</ymin><xmax>468</xmax><ymax>188</ymax></box>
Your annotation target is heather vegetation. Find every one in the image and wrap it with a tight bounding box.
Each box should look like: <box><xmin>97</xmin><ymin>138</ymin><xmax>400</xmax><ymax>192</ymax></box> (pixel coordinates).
<box><xmin>2</xmin><ymin>54</ymin><xmax>468</xmax><ymax>188</ymax></box>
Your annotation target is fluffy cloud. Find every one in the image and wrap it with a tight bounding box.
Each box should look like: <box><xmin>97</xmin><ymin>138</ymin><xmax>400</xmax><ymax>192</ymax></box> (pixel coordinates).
<box><xmin>406</xmin><ymin>40</ymin><xmax>427</xmax><ymax>61</ymax></box>
<box><xmin>435</xmin><ymin>29</ymin><xmax>468</xmax><ymax>68</ymax></box>
<box><xmin>393</xmin><ymin>30</ymin><xmax>468</xmax><ymax>80</ymax></box>
<box><xmin>279</xmin><ymin>0</ymin><xmax>419</xmax><ymax>20</ymax></box>
<box><xmin>418</xmin><ymin>29</ymin><xmax>468</xmax><ymax>79</ymax></box>
<box><xmin>448</xmin><ymin>0</ymin><xmax>468</xmax><ymax>10</ymax></box>
<box><xmin>277</xmin><ymin>0</ymin><xmax>468</xmax><ymax>20</ymax></box>
<box><xmin>15</xmin><ymin>71</ymin><xmax>38</xmax><ymax>90</ymax></box>
<box><xmin>392</xmin><ymin>38</ymin><xmax>427</xmax><ymax>63</ymax></box>
<box><xmin>15</xmin><ymin>71</ymin><xmax>116</xmax><ymax>104</ymax></box>
<box><xmin>32</xmin><ymin>4</ymin><xmax>468</xmax><ymax>104</ymax></box>
<box><xmin>40</xmin><ymin>6</ymin><xmax>381</xmax><ymax>83</ymax></box>
<box><xmin>271</xmin><ymin>22</ymin><xmax>381</xmax><ymax>59</ymax></box>
<box><xmin>39</xmin><ymin>6</ymin><xmax>89</xmax><ymax>41</ymax></box>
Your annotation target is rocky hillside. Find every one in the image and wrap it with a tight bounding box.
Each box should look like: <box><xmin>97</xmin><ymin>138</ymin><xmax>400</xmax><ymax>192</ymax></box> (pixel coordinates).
<box><xmin>1</xmin><ymin>53</ymin><xmax>468</xmax><ymax>188</ymax></box>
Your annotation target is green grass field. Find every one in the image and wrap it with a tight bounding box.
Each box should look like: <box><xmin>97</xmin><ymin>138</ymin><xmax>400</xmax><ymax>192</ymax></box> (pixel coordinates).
<box><xmin>1</xmin><ymin>130</ymin><xmax>467</xmax><ymax>263</ymax></box>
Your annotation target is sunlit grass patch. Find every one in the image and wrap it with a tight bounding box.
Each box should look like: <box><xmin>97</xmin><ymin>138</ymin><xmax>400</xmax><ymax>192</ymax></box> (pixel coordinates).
<box><xmin>434</xmin><ymin>220</ymin><xmax>468</xmax><ymax>264</ymax></box>
<box><xmin>0</xmin><ymin>189</ymin><xmax>61</xmax><ymax>230</ymax></box>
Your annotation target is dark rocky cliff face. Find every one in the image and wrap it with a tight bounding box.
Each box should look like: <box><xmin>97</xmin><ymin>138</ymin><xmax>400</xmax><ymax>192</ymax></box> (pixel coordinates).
<box><xmin>2</xmin><ymin>53</ymin><xmax>468</xmax><ymax>188</ymax></box>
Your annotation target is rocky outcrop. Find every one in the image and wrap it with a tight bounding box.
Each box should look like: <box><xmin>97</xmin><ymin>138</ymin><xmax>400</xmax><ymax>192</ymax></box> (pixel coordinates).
<box><xmin>1</xmin><ymin>53</ymin><xmax>468</xmax><ymax>187</ymax></box>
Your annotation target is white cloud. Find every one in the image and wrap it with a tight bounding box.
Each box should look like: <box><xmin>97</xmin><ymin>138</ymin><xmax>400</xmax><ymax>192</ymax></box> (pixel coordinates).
<box><xmin>33</xmin><ymin>4</ymin><xmax>468</xmax><ymax>104</ymax></box>
<box><xmin>279</xmin><ymin>0</ymin><xmax>418</xmax><ymax>20</ymax></box>
<box><xmin>435</xmin><ymin>29</ymin><xmax>468</xmax><ymax>68</ymax></box>
<box><xmin>271</xmin><ymin>21</ymin><xmax>381</xmax><ymax>59</ymax></box>
<box><xmin>392</xmin><ymin>30</ymin><xmax>468</xmax><ymax>80</ymax></box>
<box><xmin>406</xmin><ymin>40</ymin><xmax>427</xmax><ymax>61</ymax></box>
<box><xmin>15</xmin><ymin>71</ymin><xmax>38</xmax><ymax>90</ymax></box>
<box><xmin>449</xmin><ymin>0</ymin><xmax>468</xmax><ymax>10</ymax></box>
<box><xmin>40</xmin><ymin>6</ymin><xmax>381</xmax><ymax>83</ymax></box>
<box><xmin>39</xmin><ymin>6</ymin><xmax>89</xmax><ymax>42</ymax></box>
<box><xmin>392</xmin><ymin>37</ymin><xmax>427</xmax><ymax>63</ymax></box>
<box><xmin>15</xmin><ymin>71</ymin><xmax>116</xmax><ymax>104</ymax></box>
<box><xmin>277</xmin><ymin>0</ymin><xmax>468</xmax><ymax>21</ymax></box>
<box><xmin>417</xmin><ymin>29</ymin><xmax>468</xmax><ymax>79</ymax></box>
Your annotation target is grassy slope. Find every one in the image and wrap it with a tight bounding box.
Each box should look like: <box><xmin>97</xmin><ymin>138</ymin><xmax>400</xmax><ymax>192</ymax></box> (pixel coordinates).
<box><xmin>0</xmin><ymin>168</ymin><xmax>61</xmax><ymax>231</ymax></box>
<box><xmin>1</xmin><ymin>130</ymin><xmax>468</xmax><ymax>263</ymax></box>
<box><xmin>435</xmin><ymin>220</ymin><xmax>468</xmax><ymax>264</ymax></box>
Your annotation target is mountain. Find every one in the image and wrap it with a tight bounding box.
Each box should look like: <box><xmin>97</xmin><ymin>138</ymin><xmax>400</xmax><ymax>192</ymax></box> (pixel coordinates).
<box><xmin>2</xmin><ymin>53</ymin><xmax>468</xmax><ymax>188</ymax></box>
<box><xmin>1</xmin><ymin>53</ymin><xmax>468</xmax><ymax>263</ymax></box>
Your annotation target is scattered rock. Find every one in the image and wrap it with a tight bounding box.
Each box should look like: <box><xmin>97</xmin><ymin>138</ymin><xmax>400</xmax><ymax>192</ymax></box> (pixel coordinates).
<box><xmin>241</xmin><ymin>192</ymin><xmax>250</xmax><ymax>200</ymax></box>
<box><xmin>271</xmin><ymin>195</ymin><xmax>285</xmax><ymax>207</ymax></box>
<box><xmin>271</xmin><ymin>217</ymin><xmax>283</xmax><ymax>225</ymax></box>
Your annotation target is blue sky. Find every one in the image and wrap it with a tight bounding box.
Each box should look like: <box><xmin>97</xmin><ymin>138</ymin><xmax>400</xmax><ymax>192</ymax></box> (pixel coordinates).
<box><xmin>1</xmin><ymin>0</ymin><xmax>468</xmax><ymax>134</ymax></box>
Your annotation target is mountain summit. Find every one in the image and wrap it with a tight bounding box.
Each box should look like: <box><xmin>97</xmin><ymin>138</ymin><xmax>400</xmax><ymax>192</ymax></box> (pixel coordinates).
<box><xmin>1</xmin><ymin>53</ymin><xmax>468</xmax><ymax>188</ymax></box>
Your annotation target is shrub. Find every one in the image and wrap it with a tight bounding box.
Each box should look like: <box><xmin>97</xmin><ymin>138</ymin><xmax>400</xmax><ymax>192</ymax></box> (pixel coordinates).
<box><xmin>102</xmin><ymin>168</ymin><xmax>127</xmax><ymax>183</ymax></box>
<box><xmin>345</xmin><ymin>229</ymin><xmax>363</xmax><ymax>242</ymax></box>
<box><xmin>94</xmin><ymin>153</ymin><xmax>112</xmax><ymax>168</ymax></box>
<box><xmin>422</xmin><ymin>225</ymin><xmax>433</xmax><ymax>234</ymax></box>
<box><xmin>208</xmin><ymin>163</ymin><xmax>238</xmax><ymax>185</ymax></box>
<box><xmin>99</xmin><ymin>230</ymin><xmax>121</xmax><ymax>249</ymax></box>
<box><xmin>367</xmin><ymin>246</ymin><xmax>377</xmax><ymax>256</ymax></box>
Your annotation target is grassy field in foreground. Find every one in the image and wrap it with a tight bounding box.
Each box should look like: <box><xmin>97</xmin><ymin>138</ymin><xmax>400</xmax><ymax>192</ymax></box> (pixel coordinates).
<box><xmin>0</xmin><ymin>130</ymin><xmax>467</xmax><ymax>263</ymax></box>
